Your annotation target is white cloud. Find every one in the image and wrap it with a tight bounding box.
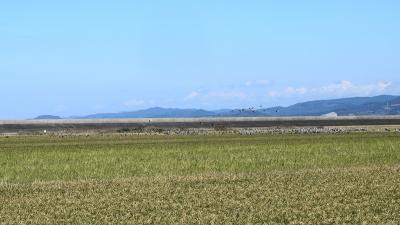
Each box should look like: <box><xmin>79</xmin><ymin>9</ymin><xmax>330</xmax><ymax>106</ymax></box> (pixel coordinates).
<box><xmin>318</xmin><ymin>80</ymin><xmax>353</xmax><ymax>93</ymax></box>
<box><xmin>184</xmin><ymin>90</ymin><xmax>247</xmax><ymax>102</ymax></box>
<box><xmin>376</xmin><ymin>81</ymin><xmax>392</xmax><ymax>91</ymax></box>
<box><xmin>184</xmin><ymin>91</ymin><xmax>201</xmax><ymax>100</ymax></box>
<box><xmin>315</xmin><ymin>80</ymin><xmax>392</xmax><ymax>95</ymax></box>
<box><xmin>268</xmin><ymin>87</ymin><xmax>308</xmax><ymax>97</ymax></box>
<box><xmin>268</xmin><ymin>80</ymin><xmax>392</xmax><ymax>97</ymax></box>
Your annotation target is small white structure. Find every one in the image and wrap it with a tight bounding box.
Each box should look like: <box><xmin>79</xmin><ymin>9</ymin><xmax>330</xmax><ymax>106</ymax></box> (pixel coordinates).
<box><xmin>321</xmin><ymin>112</ymin><xmax>338</xmax><ymax>118</ymax></box>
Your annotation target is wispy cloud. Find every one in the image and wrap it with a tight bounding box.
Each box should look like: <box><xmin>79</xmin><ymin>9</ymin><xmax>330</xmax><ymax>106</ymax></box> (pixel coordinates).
<box><xmin>285</xmin><ymin>87</ymin><xmax>308</xmax><ymax>95</ymax></box>
<box><xmin>181</xmin><ymin>80</ymin><xmax>394</xmax><ymax>109</ymax></box>
<box><xmin>184</xmin><ymin>91</ymin><xmax>201</xmax><ymax>101</ymax></box>
<box><xmin>268</xmin><ymin>80</ymin><xmax>392</xmax><ymax>97</ymax></box>
<box><xmin>317</xmin><ymin>80</ymin><xmax>392</xmax><ymax>95</ymax></box>
<box><xmin>268</xmin><ymin>87</ymin><xmax>308</xmax><ymax>97</ymax></box>
<box><xmin>184</xmin><ymin>80</ymin><xmax>270</xmax><ymax>102</ymax></box>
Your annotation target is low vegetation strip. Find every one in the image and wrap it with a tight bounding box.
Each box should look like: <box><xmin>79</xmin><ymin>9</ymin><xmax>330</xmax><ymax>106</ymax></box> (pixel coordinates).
<box><xmin>2</xmin><ymin>116</ymin><xmax>400</xmax><ymax>133</ymax></box>
<box><xmin>0</xmin><ymin>133</ymin><xmax>399</xmax><ymax>224</ymax></box>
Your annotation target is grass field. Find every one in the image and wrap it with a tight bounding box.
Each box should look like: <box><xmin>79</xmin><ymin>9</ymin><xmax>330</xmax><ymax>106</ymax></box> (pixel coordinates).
<box><xmin>0</xmin><ymin>133</ymin><xmax>399</xmax><ymax>224</ymax></box>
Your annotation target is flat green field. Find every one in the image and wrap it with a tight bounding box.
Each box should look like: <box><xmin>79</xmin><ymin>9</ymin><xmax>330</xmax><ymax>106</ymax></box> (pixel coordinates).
<box><xmin>0</xmin><ymin>133</ymin><xmax>399</xmax><ymax>224</ymax></box>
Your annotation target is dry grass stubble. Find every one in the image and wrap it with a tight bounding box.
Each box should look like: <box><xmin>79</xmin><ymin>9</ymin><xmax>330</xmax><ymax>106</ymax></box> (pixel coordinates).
<box><xmin>1</xmin><ymin>166</ymin><xmax>399</xmax><ymax>224</ymax></box>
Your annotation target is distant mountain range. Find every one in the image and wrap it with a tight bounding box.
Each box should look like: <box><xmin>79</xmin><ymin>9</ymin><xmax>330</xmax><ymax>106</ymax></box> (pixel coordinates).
<box><xmin>34</xmin><ymin>95</ymin><xmax>400</xmax><ymax>120</ymax></box>
<box><xmin>34</xmin><ymin>115</ymin><xmax>62</xmax><ymax>120</ymax></box>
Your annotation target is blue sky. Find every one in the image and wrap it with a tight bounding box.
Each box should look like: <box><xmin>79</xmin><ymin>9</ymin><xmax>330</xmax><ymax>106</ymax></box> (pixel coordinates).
<box><xmin>1</xmin><ymin>1</ymin><xmax>399</xmax><ymax>119</ymax></box>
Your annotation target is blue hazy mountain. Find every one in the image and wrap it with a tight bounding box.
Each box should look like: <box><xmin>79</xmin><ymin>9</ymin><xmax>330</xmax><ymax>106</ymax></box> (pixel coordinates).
<box><xmin>36</xmin><ymin>95</ymin><xmax>400</xmax><ymax>119</ymax></box>
<box><xmin>80</xmin><ymin>107</ymin><xmax>217</xmax><ymax>119</ymax></box>
<box><xmin>34</xmin><ymin>115</ymin><xmax>62</xmax><ymax>120</ymax></box>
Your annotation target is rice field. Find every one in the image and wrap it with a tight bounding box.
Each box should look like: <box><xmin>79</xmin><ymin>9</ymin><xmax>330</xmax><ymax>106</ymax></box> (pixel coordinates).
<box><xmin>0</xmin><ymin>133</ymin><xmax>399</xmax><ymax>224</ymax></box>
